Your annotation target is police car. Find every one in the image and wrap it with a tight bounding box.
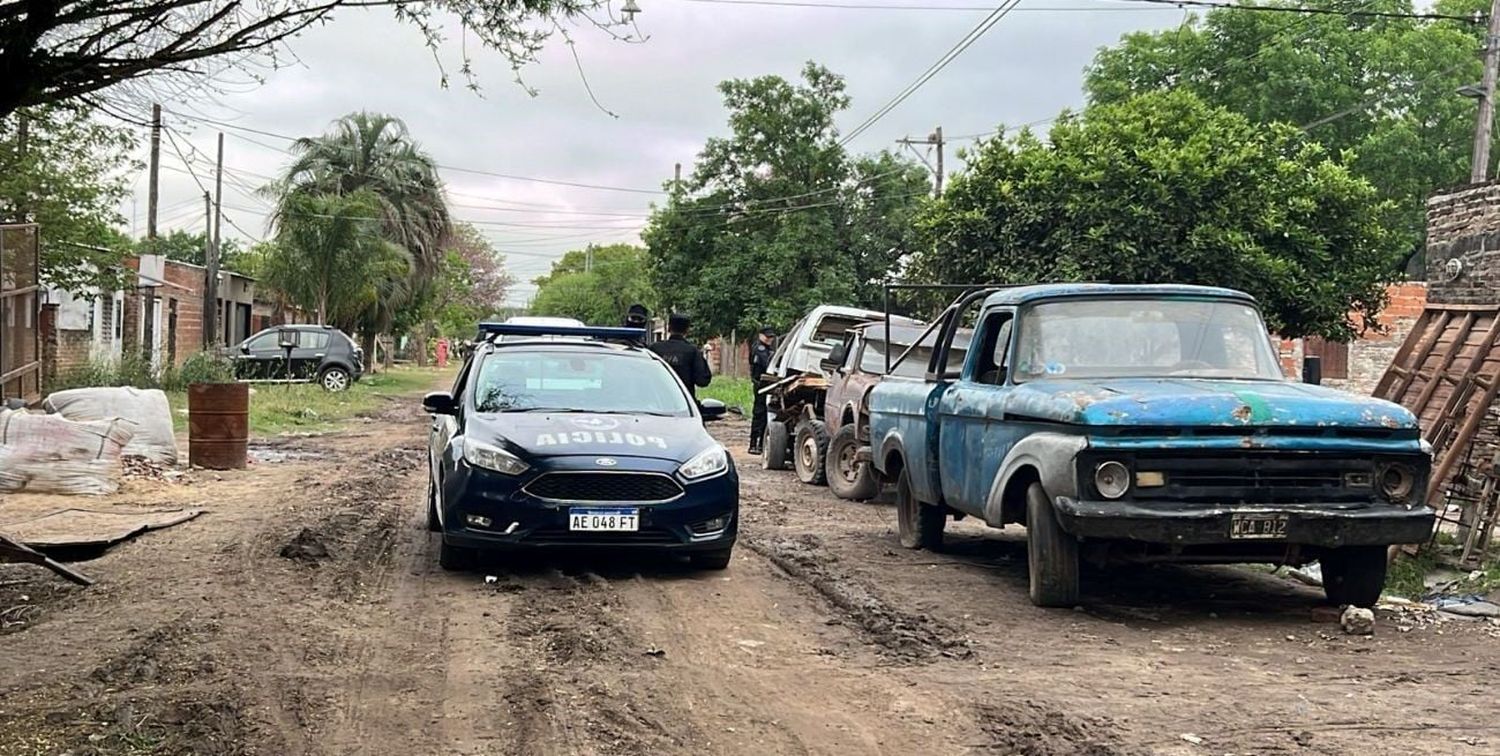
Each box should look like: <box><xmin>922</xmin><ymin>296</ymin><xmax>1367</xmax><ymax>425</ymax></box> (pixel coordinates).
<box><xmin>423</xmin><ymin>322</ymin><xmax>737</xmax><ymax>570</ymax></box>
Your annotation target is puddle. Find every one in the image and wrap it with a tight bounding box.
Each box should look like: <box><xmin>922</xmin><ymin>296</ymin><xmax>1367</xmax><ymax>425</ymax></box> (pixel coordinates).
<box><xmin>247</xmin><ymin>445</ymin><xmax>329</xmax><ymax>463</ymax></box>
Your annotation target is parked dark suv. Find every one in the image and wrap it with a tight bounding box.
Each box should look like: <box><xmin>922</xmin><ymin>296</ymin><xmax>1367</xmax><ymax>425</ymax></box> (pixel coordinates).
<box><xmin>233</xmin><ymin>325</ymin><xmax>364</xmax><ymax>391</ymax></box>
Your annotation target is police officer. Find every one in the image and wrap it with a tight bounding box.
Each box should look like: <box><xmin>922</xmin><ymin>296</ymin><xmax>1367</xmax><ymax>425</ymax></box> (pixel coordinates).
<box><xmin>747</xmin><ymin>326</ymin><xmax>776</xmax><ymax>455</ymax></box>
<box><xmin>649</xmin><ymin>313</ymin><xmax>712</xmax><ymax>400</ymax></box>
<box><xmin>621</xmin><ymin>303</ymin><xmax>651</xmax><ymax>347</ymax></box>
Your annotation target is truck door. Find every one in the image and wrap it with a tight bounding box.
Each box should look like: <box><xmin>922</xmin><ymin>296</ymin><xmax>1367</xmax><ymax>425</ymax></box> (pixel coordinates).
<box><xmin>936</xmin><ymin>307</ymin><xmax>1015</xmax><ymax>515</ymax></box>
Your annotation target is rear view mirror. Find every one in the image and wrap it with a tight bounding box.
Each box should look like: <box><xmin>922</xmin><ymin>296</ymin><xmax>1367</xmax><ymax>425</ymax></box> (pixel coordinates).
<box><xmin>699</xmin><ymin>398</ymin><xmax>727</xmax><ymax>421</ymax></box>
<box><xmin>423</xmin><ymin>391</ymin><xmax>459</xmax><ymax>416</ymax></box>
<box><xmin>821</xmin><ymin>343</ymin><xmax>848</xmax><ymax>372</ymax></box>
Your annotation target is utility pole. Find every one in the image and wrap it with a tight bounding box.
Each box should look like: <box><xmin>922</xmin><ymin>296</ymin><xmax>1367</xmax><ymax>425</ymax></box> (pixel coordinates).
<box><xmin>585</xmin><ymin>245</ymin><xmax>593</xmax><ymax>273</ymax></box>
<box><xmin>1473</xmin><ymin>0</ymin><xmax>1500</xmax><ymax>183</ymax></box>
<box><xmin>203</xmin><ymin>191</ymin><xmax>218</xmax><ymax>349</ymax></box>
<box><xmin>896</xmin><ymin>126</ymin><xmax>945</xmax><ymax>196</ymax></box>
<box><xmin>147</xmin><ymin>104</ymin><xmax>161</xmax><ymax>241</ymax></box>
<box><xmin>208</xmin><ymin>133</ymin><xmax>224</xmax><ymax>348</ymax></box>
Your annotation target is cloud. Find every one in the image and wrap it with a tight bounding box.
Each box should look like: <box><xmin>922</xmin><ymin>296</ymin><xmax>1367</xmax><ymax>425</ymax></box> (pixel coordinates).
<box><xmin>129</xmin><ymin>0</ymin><xmax>1183</xmax><ymax>306</ymax></box>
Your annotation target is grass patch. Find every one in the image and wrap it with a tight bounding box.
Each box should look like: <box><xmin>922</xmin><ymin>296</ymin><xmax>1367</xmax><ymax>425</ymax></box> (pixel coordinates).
<box><xmin>700</xmin><ymin>376</ymin><xmax>754</xmax><ymax>413</ymax></box>
<box><xmin>165</xmin><ymin>367</ymin><xmax>445</xmax><ymax>436</ymax></box>
<box><xmin>1384</xmin><ymin>549</ymin><xmax>1441</xmax><ymax>599</ymax></box>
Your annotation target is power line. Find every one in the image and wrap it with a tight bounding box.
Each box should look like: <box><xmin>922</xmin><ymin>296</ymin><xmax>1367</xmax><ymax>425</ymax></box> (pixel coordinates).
<box><xmin>840</xmin><ymin>0</ymin><xmax>1024</xmax><ymax>146</ymax></box>
<box><xmin>1100</xmin><ymin>0</ymin><xmax>1479</xmax><ymax>23</ymax></box>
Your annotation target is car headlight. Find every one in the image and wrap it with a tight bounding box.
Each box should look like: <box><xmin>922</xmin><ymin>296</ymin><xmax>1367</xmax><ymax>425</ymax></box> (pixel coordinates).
<box><xmin>1094</xmin><ymin>460</ymin><xmax>1131</xmax><ymax>500</ymax></box>
<box><xmin>1378</xmin><ymin>463</ymin><xmax>1416</xmax><ymax>502</ymax></box>
<box><xmin>679</xmin><ymin>445</ymin><xmax>729</xmax><ymax>481</ymax></box>
<box><xmin>464</xmin><ymin>438</ymin><xmax>529</xmax><ymax>475</ymax></box>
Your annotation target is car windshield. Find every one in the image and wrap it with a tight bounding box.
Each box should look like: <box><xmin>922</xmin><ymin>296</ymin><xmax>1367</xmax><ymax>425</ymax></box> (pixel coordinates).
<box><xmin>472</xmin><ymin>350</ymin><xmax>693</xmax><ymax>416</ymax></box>
<box><xmin>1013</xmin><ymin>298</ymin><xmax>1281</xmax><ymax>382</ymax></box>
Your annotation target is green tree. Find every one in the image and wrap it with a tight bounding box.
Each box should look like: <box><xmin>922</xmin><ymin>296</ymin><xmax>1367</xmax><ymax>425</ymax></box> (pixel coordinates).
<box><xmin>0</xmin><ymin>105</ymin><xmax>137</xmax><ymax>292</ymax></box>
<box><xmin>644</xmin><ymin>63</ymin><xmax>931</xmax><ymax>337</ymax></box>
<box><xmin>262</xmin><ymin>191</ymin><xmax>392</xmax><ymax>327</ymax></box>
<box><xmin>135</xmin><ymin>229</ymin><xmax>246</xmax><ymax>269</ymax></box>
<box><xmin>430</xmin><ymin>225</ymin><xmax>514</xmax><ymax>336</ymax></box>
<box><xmin>915</xmin><ymin>90</ymin><xmax>1404</xmax><ymax>340</ymax></box>
<box><xmin>1083</xmin><ymin>0</ymin><xmax>1488</xmax><ymax>268</ymax></box>
<box><xmin>531</xmin><ymin>244</ymin><xmax>651</xmax><ymax>324</ymax></box>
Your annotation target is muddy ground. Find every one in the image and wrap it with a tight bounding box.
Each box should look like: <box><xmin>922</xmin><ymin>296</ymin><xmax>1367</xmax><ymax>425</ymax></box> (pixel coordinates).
<box><xmin>2</xmin><ymin>384</ymin><xmax>1499</xmax><ymax>755</ymax></box>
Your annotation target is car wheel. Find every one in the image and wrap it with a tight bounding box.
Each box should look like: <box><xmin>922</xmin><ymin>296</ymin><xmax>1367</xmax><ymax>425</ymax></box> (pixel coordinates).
<box><xmin>1026</xmin><ymin>481</ymin><xmax>1080</xmax><ymax>607</ymax></box>
<box><xmin>439</xmin><ymin>541</ymin><xmax>477</xmax><ymax>572</ymax></box>
<box><xmin>1320</xmin><ymin>546</ymin><xmax>1388</xmax><ymax>608</ymax></box>
<box><xmin>426</xmin><ymin>476</ymin><xmax>441</xmax><ymax>532</ymax></box>
<box><xmin>320</xmin><ymin>366</ymin><xmax>351</xmax><ymax>392</ymax></box>
<box><xmin>763</xmin><ymin>421</ymin><xmax>790</xmax><ymax>471</ymax></box>
<box><xmin>793</xmin><ymin>420</ymin><xmax>830</xmax><ymax>486</ymax></box>
<box><xmin>896</xmin><ymin>465</ymin><xmax>944</xmax><ymax>550</ymax></box>
<box><xmin>826</xmin><ymin>424</ymin><xmax>877</xmax><ymax>500</ymax></box>
<box><xmin>690</xmin><ymin>548</ymin><xmax>733</xmax><ymax>571</ymax></box>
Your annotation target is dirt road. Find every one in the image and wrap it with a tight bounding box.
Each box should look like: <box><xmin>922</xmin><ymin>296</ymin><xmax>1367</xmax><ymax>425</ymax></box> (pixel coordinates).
<box><xmin>3</xmin><ymin>389</ymin><xmax>1499</xmax><ymax>755</ymax></box>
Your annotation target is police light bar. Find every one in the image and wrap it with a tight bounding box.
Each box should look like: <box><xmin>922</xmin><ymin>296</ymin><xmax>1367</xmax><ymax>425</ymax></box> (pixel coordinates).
<box><xmin>477</xmin><ymin>322</ymin><xmax>647</xmax><ymax>341</ymax></box>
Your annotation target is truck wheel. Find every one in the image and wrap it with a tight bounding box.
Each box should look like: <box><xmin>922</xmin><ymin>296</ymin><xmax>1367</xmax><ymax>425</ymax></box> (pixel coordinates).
<box><xmin>896</xmin><ymin>466</ymin><xmax>944</xmax><ymax>550</ymax></box>
<box><xmin>794</xmin><ymin>420</ymin><xmax>830</xmax><ymax>486</ymax></box>
<box><xmin>1026</xmin><ymin>482</ymin><xmax>1080</xmax><ymax>608</ymax></box>
<box><xmin>439</xmin><ymin>541</ymin><xmax>477</xmax><ymax>572</ymax></box>
<box><xmin>763</xmin><ymin>421</ymin><xmax>790</xmax><ymax>471</ymax></box>
<box><xmin>1320</xmin><ymin>546</ymin><xmax>1388</xmax><ymax>608</ymax></box>
<box><xmin>826</xmin><ymin>424</ymin><xmax>878</xmax><ymax>500</ymax></box>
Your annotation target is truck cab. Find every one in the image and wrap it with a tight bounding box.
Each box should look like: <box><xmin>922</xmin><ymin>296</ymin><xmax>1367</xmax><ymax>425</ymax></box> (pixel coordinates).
<box><xmin>868</xmin><ymin>284</ymin><xmax>1433</xmax><ymax>608</ymax></box>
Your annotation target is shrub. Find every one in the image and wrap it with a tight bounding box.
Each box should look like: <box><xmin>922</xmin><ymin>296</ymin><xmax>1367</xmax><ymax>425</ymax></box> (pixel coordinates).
<box><xmin>179</xmin><ymin>351</ymin><xmax>237</xmax><ymax>385</ymax></box>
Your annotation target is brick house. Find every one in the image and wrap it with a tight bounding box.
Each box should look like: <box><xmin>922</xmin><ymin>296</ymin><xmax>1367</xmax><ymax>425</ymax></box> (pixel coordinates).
<box><xmin>1274</xmin><ymin>282</ymin><xmax>1429</xmax><ymax>395</ymax></box>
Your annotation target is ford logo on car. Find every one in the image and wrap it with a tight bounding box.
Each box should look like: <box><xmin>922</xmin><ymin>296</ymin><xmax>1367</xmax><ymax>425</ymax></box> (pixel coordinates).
<box><xmin>595</xmin><ymin>457</ymin><xmax>618</xmax><ymax>467</ymax></box>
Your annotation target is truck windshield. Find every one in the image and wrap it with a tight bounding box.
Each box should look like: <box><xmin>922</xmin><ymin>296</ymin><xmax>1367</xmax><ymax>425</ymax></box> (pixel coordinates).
<box><xmin>1013</xmin><ymin>298</ymin><xmax>1281</xmax><ymax>382</ymax></box>
<box><xmin>472</xmin><ymin>351</ymin><xmax>693</xmax><ymax>415</ymax></box>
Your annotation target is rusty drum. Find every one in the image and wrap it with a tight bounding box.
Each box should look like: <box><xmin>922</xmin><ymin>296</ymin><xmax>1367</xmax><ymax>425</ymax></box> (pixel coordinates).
<box><xmin>187</xmin><ymin>382</ymin><xmax>249</xmax><ymax>470</ymax></box>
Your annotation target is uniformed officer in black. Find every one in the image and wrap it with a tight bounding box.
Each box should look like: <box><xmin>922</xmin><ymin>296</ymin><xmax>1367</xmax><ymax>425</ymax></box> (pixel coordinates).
<box><xmin>747</xmin><ymin>326</ymin><xmax>776</xmax><ymax>454</ymax></box>
<box><xmin>649</xmin><ymin>313</ymin><xmax>712</xmax><ymax>400</ymax></box>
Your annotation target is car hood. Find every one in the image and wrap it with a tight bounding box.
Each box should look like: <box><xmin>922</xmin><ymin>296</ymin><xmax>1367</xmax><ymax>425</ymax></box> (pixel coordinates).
<box><xmin>465</xmin><ymin>412</ymin><xmax>713</xmax><ymax>463</ymax></box>
<box><xmin>1008</xmin><ymin>378</ymin><xmax>1418</xmax><ymax>430</ymax></box>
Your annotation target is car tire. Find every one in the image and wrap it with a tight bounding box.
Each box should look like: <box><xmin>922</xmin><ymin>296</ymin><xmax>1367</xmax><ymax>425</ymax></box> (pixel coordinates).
<box><xmin>1026</xmin><ymin>481</ymin><xmax>1080</xmax><ymax>608</ymax></box>
<box><xmin>320</xmin><ymin>366</ymin><xmax>351</xmax><ymax>393</ymax></box>
<box><xmin>426</xmin><ymin>477</ymin><xmax>441</xmax><ymax>532</ymax></box>
<box><xmin>896</xmin><ymin>465</ymin><xmax>944</xmax><ymax>550</ymax></box>
<box><xmin>793</xmin><ymin>420</ymin><xmax>830</xmax><ymax>486</ymax></box>
<box><xmin>1320</xmin><ymin>546</ymin><xmax>1388</xmax><ymax>608</ymax></box>
<box><xmin>690</xmin><ymin>548</ymin><xmax>734</xmax><ymax>571</ymax></box>
<box><xmin>826</xmin><ymin>424</ymin><xmax>878</xmax><ymax>500</ymax></box>
<box><xmin>763</xmin><ymin>421</ymin><xmax>790</xmax><ymax>471</ymax></box>
<box><xmin>439</xmin><ymin>541</ymin><xmax>477</xmax><ymax>572</ymax></box>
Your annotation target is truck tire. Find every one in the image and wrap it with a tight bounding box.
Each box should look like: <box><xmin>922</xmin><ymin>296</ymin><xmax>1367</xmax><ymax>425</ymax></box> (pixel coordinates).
<box><xmin>1320</xmin><ymin>546</ymin><xmax>1388</xmax><ymax>608</ymax></box>
<box><xmin>1026</xmin><ymin>482</ymin><xmax>1080</xmax><ymax>607</ymax></box>
<box><xmin>826</xmin><ymin>424</ymin><xmax>878</xmax><ymax>501</ymax></box>
<box><xmin>794</xmin><ymin>420</ymin><xmax>830</xmax><ymax>486</ymax></box>
<box><xmin>763</xmin><ymin>421</ymin><xmax>790</xmax><ymax>471</ymax></box>
<box><xmin>896</xmin><ymin>466</ymin><xmax>944</xmax><ymax>550</ymax></box>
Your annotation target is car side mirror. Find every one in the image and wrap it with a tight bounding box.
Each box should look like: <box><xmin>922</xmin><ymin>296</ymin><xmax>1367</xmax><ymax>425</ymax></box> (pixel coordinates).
<box><xmin>699</xmin><ymin>398</ymin><xmax>727</xmax><ymax>421</ymax></box>
<box><xmin>239</xmin><ymin>344</ymin><xmax>250</xmax><ymax>354</ymax></box>
<box><xmin>821</xmin><ymin>343</ymin><xmax>848</xmax><ymax>372</ymax></box>
<box><xmin>423</xmin><ymin>391</ymin><xmax>459</xmax><ymax>416</ymax></box>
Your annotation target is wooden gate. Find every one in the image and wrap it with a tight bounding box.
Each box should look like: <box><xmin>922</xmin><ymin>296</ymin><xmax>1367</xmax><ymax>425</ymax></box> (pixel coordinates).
<box><xmin>0</xmin><ymin>224</ymin><xmax>42</xmax><ymax>403</ymax></box>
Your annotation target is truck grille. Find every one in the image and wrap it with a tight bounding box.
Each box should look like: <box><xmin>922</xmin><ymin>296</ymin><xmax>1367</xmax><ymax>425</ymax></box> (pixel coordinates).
<box><xmin>1128</xmin><ymin>453</ymin><xmax>1372</xmax><ymax>503</ymax></box>
<box><xmin>524</xmin><ymin>472</ymin><xmax>683</xmax><ymax>503</ymax></box>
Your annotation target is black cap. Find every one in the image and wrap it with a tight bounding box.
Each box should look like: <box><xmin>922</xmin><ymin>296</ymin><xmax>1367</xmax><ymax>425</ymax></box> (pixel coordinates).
<box><xmin>627</xmin><ymin>303</ymin><xmax>648</xmax><ymax>316</ymax></box>
<box><xmin>759</xmin><ymin>326</ymin><xmax>777</xmax><ymax>336</ymax></box>
<box><xmin>668</xmin><ymin>313</ymin><xmax>691</xmax><ymax>332</ymax></box>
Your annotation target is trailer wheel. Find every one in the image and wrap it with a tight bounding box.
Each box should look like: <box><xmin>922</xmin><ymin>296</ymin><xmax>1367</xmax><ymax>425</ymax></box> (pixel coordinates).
<box><xmin>896</xmin><ymin>466</ymin><xmax>944</xmax><ymax>550</ymax></box>
<box><xmin>1321</xmin><ymin>546</ymin><xmax>1388</xmax><ymax>608</ymax></box>
<box><xmin>1026</xmin><ymin>481</ymin><xmax>1080</xmax><ymax>607</ymax></box>
<box><xmin>793</xmin><ymin>420</ymin><xmax>830</xmax><ymax>486</ymax></box>
<box><xmin>763</xmin><ymin>421</ymin><xmax>790</xmax><ymax>471</ymax></box>
<box><xmin>827</xmin><ymin>424</ymin><xmax>877</xmax><ymax>500</ymax></box>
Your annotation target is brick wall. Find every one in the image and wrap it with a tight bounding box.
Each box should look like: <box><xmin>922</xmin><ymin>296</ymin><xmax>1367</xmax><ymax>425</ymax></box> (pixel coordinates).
<box><xmin>1275</xmin><ymin>282</ymin><xmax>1427</xmax><ymax>395</ymax></box>
<box><xmin>160</xmin><ymin>259</ymin><xmax>205</xmax><ymax>362</ymax></box>
<box><xmin>1424</xmin><ymin>183</ymin><xmax>1500</xmax><ymax>307</ymax></box>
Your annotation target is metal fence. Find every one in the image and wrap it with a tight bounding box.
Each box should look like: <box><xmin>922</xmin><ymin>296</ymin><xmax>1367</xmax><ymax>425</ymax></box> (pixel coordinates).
<box><xmin>1</xmin><ymin>224</ymin><xmax>41</xmax><ymax>403</ymax></box>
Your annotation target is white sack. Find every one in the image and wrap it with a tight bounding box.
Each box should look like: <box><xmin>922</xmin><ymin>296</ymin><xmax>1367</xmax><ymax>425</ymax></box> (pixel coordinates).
<box><xmin>0</xmin><ymin>409</ymin><xmax>136</xmax><ymax>495</ymax></box>
<box><xmin>43</xmin><ymin>387</ymin><xmax>178</xmax><ymax>465</ymax></box>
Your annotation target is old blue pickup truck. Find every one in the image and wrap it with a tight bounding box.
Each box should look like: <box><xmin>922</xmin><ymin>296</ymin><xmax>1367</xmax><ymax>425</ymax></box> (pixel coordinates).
<box><xmin>867</xmin><ymin>284</ymin><xmax>1434</xmax><ymax>608</ymax></box>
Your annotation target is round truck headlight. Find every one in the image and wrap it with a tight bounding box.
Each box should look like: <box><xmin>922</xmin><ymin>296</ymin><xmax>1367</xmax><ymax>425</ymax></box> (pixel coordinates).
<box><xmin>1379</xmin><ymin>463</ymin><xmax>1416</xmax><ymax>501</ymax></box>
<box><xmin>1094</xmin><ymin>461</ymin><xmax>1131</xmax><ymax>500</ymax></box>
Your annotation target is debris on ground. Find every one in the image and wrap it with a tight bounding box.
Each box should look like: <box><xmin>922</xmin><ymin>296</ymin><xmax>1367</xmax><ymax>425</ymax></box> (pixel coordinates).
<box><xmin>0</xmin><ymin>532</ymin><xmax>94</xmax><ymax>585</ymax></box>
<box><xmin>1426</xmin><ymin>594</ymin><xmax>1500</xmax><ymax>618</ymax></box>
<box><xmin>122</xmin><ymin>456</ymin><xmax>191</xmax><ymax>484</ymax></box>
<box><xmin>279</xmin><ymin>528</ymin><xmax>331</xmax><ymax>562</ymax></box>
<box><xmin>1287</xmin><ymin>562</ymin><xmax>1323</xmax><ymax>587</ymax></box>
<box><xmin>2</xmin><ymin>507</ymin><xmax>203</xmax><ymax>550</ymax></box>
<box><xmin>1341</xmin><ymin>606</ymin><xmax>1375</xmax><ymax>635</ymax></box>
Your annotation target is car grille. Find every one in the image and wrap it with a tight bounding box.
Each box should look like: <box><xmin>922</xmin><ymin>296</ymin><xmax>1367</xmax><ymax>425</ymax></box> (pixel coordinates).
<box><xmin>524</xmin><ymin>527</ymin><xmax>679</xmax><ymax>545</ymax></box>
<box><xmin>524</xmin><ymin>472</ymin><xmax>684</xmax><ymax>503</ymax></box>
<box><xmin>1126</xmin><ymin>453</ymin><xmax>1373</xmax><ymax>504</ymax></box>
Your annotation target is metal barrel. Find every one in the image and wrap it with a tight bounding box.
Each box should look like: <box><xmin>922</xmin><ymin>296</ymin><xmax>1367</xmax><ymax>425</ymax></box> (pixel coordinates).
<box><xmin>187</xmin><ymin>383</ymin><xmax>249</xmax><ymax>470</ymax></box>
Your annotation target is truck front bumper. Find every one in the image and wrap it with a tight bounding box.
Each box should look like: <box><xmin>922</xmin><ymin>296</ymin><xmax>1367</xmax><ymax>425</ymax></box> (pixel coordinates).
<box><xmin>1052</xmin><ymin>497</ymin><xmax>1434</xmax><ymax>547</ymax></box>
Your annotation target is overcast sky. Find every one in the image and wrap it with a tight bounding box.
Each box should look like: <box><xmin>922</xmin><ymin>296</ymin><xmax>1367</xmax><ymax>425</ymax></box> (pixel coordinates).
<box><xmin>134</xmin><ymin>0</ymin><xmax>1185</xmax><ymax>306</ymax></box>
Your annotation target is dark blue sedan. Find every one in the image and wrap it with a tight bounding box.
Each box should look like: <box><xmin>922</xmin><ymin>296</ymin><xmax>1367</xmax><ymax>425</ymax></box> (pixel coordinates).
<box><xmin>422</xmin><ymin>323</ymin><xmax>737</xmax><ymax>571</ymax></box>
